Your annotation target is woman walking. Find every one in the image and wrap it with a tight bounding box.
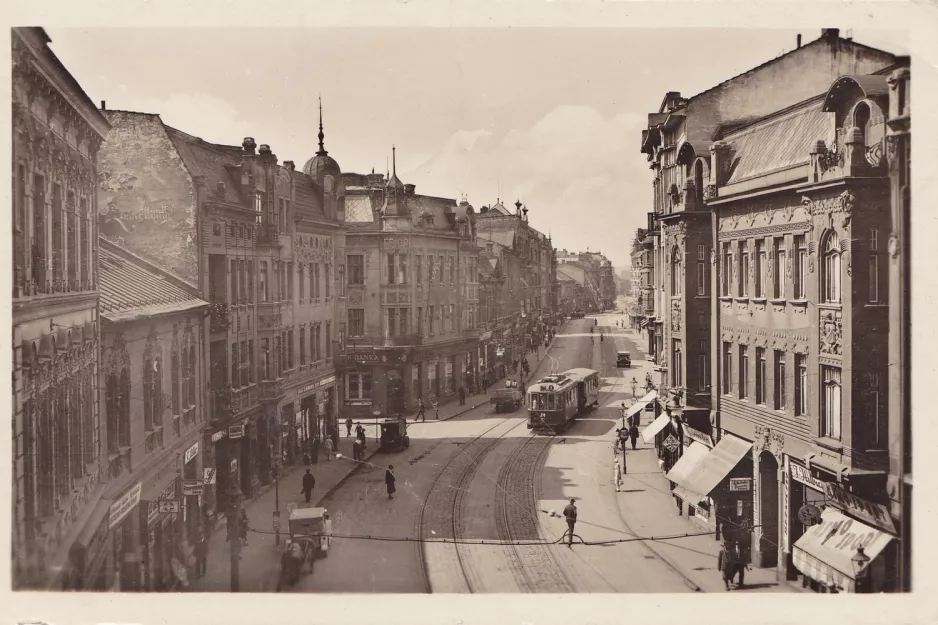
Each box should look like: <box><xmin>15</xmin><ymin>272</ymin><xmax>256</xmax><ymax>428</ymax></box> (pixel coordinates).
<box><xmin>385</xmin><ymin>465</ymin><xmax>397</xmax><ymax>500</ymax></box>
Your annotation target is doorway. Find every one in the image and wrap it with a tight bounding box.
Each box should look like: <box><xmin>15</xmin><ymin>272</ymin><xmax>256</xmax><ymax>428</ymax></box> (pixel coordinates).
<box><xmin>759</xmin><ymin>451</ymin><xmax>779</xmax><ymax>567</ymax></box>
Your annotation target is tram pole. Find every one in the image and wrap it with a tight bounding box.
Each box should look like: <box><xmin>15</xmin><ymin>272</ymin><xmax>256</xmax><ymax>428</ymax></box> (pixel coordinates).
<box><xmin>227</xmin><ymin>477</ymin><xmax>242</xmax><ymax>592</ymax></box>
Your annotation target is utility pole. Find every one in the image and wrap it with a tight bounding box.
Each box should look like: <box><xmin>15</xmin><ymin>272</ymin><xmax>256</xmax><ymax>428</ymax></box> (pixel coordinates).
<box><xmin>227</xmin><ymin>473</ymin><xmax>242</xmax><ymax>592</ymax></box>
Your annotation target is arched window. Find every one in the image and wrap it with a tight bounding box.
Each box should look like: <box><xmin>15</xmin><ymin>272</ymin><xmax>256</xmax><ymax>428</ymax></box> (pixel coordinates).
<box><xmin>671</xmin><ymin>247</ymin><xmax>682</xmax><ymax>296</ymax></box>
<box><xmin>854</xmin><ymin>102</ymin><xmax>871</xmax><ymax>145</ymax></box>
<box><xmin>694</xmin><ymin>160</ymin><xmax>705</xmax><ymax>205</ymax></box>
<box><xmin>822</xmin><ymin>232</ymin><xmax>841</xmax><ymax>303</ymax></box>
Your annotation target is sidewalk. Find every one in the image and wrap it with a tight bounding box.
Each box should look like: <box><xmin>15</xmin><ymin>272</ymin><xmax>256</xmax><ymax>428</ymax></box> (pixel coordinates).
<box><xmin>186</xmin><ymin>391</ymin><xmax>500</xmax><ymax>592</ymax></box>
<box><xmin>616</xmin><ymin>422</ymin><xmax>802</xmax><ymax>592</ymax></box>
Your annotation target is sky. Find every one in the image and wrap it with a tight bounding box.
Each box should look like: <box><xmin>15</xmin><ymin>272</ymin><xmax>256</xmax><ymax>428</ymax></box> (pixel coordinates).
<box><xmin>45</xmin><ymin>27</ymin><xmax>908</xmax><ymax>268</ymax></box>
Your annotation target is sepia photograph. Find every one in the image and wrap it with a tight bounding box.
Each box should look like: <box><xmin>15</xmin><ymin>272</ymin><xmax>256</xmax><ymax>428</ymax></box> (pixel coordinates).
<box><xmin>4</xmin><ymin>2</ymin><xmax>936</xmax><ymax>623</ymax></box>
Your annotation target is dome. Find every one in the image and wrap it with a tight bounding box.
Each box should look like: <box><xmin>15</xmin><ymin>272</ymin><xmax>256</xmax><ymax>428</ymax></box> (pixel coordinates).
<box><xmin>303</xmin><ymin>153</ymin><xmax>341</xmax><ymax>180</ymax></box>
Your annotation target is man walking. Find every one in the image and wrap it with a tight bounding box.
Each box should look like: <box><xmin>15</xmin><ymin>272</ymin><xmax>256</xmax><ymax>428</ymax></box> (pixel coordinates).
<box><xmin>323</xmin><ymin>435</ymin><xmax>334</xmax><ymax>461</ymax></box>
<box><xmin>345</xmin><ymin>416</ymin><xmax>353</xmax><ymax>438</ymax></box>
<box><xmin>563</xmin><ymin>498</ymin><xmax>578</xmax><ymax>547</ymax></box>
<box><xmin>385</xmin><ymin>464</ymin><xmax>396</xmax><ymax>500</ymax></box>
<box><xmin>301</xmin><ymin>468</ymin><xmax>316</xmax><ymax>503</ymax></box>
<box><xmin>194</xmin><ymin>533</ymin><xmax>208</xmax><ymax>579</ymax></box>
<box><xmin>631</xmin><ymin>377</ymin><xmax>638</xmax><ymax>398</ymax></box>
<box><xmin>352</xmin><ymin>438</ymin><xmax>363</xmax><ymax>462</ymax></box>
<box><xmin>629</xmin><ymin>422</ymin><xmax>639</xmax><ymax>450</ymax></box>
<box><xmin>416</xmin><ymin>398</ymin><xmax>426</xmax><ymax>422</ymax></box>
<box><xmin>458</xmin><ymin>386</ymin><xmax>466</xmax><ymax>406</ymax></box>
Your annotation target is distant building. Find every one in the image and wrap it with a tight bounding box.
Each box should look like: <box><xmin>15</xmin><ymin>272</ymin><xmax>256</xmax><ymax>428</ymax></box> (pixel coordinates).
<box><xmin>11</xmin><ymin>27</ymin><xmax>111</xmax><ymax>589</ymax></box>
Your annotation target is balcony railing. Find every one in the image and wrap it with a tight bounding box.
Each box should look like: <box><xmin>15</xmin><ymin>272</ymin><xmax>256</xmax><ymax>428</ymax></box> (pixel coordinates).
<box><xmin>258</xmin><ymin>378</ymin><xmax>285</xmax><ymax>402</ymax></box>
<box><xmin>256</xmin><ymin>223</ymin><xmax>281</xmax><ymax>246</ymax></box>
<box><xmin>347</xmin><ymin>334</ymin><xmax>423</xmax><ymax>348</ymax></box>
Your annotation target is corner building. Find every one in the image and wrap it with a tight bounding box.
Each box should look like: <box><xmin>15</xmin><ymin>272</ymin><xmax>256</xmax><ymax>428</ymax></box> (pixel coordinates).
<box><xmin>340</xmin><ymin>152</ymin><xmax>481</xmax><ymax>418</ymax></box>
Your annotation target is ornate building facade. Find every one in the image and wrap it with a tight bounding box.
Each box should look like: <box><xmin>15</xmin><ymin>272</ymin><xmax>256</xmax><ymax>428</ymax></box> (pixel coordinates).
<box><xmin>11</xmin><ymin>27</ymin><xmax>112</xmax><ymax>589</ymax></box>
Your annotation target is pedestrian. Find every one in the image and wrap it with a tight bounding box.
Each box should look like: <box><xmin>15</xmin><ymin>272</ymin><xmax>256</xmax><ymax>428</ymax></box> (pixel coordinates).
<box><xmin>303</xmin><ymin>451</ymin><xmax>311</xmax><ymax>467</ymax></box>
<box><xmin>345</xmin><ymin>416</ymin><xmax>353</xmax><ymax>437</ymax></box>
<box><xmin>323</xmin><ymin>435</ymin><xmax>334</xmax><ymax>461</ymax></box>
<box><xmin>194</xmin><ymin>534</ymin><xmax>208</xmax><ymax>578</ymax></box>
<box><xmin>356</xmin><ymin>424</ymin><xmax>366</xmax><ymax>448</ymax></box>
<box><xmin>718</xmin><ymin>541</ymin><xmax>738</xmax><ymax>591</ymax></box>
<box><xmin>301</xmin><ymin>468</ymin><xmax>316</xmax><ymax>503</ymax></box>
<box><xmin>416</xmin><ymin>398</ymin><xmax>426</xmax><ymax>422</ymax></box>
<box><xmin>385</xmin><ymin>464</ymin><xmax>396</xmax><ymax>500</ymax></box>
<box><xmin>629</xmin><ymin>423</ymin><xmax>639</xmax><ymax>450</ymax></box>
<box><xmin>458</xmin><ymin>386</ymin><xmax>466</xmax><ymax>406</ymax></box>
<box><xmin>239</xmin><ymin>509</ymin><xmax>249</xmax><ymax>546</ymax></box>
<box><xmin>432</xmin><ymin>399</ymin><xmax>440</xmax><ymax>420</ymax></box>
<box><xmin>631</xmin><ymin>377</ymin><xmax>638</xmax><ymax>398</ymax></box>
<box><xmin>736</xmin><ymin>539</ymin><xmax>750</xmax><ymax>588</ymax></box>
<box><xmin>331</xmin><ymin>429</ymin><xmax>339</xmax><ymax>452</ymax></box>
<box><xmin>352</xmin><ymin>438</ymin><xmax>363</xmax><ymax>462</ymax></box>
<box><xmin>562</xmin><ymin>498</ymin><xmax>578</xmax><ymax>547</ymax></box>
<box><xmin>645</xmin><ymin>372</ymin><xmax>653</xmax><ymax>390</ymax></box>
<box><xmin>614</xmin><ymin>459</ymin><xmax>622</xmax><ymax>492</ymax></box>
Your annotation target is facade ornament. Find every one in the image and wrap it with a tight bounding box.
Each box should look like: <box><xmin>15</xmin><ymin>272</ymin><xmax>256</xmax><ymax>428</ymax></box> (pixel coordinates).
<box><xmin>671</xmin><ymin>299</ymin><xmax>682</xmax><ymax>333</ymax></box>
<box><xmin>838</xmin><ymin>189</ymin><xmax>856</xmax><ymax>229</ymax></box>
<box><xmin>865</xmin><ymin>140</ymin><xmax>884</xmax><ymax>168</ymax></box>
<box><xmin>745</xmin><ymin>211</ymin><xmax>757</xmax><ymax>227</ymax></box>
<box><xmin>819</xmin><ymin>310</ymin><xmax>843</xmax><ymax>356</ymax></box>
<box><xmin>888</xmin><ymin>232</ymin><xmax>900</xmax><ymax>260</ymax></box>
<box><xmin>818</xmin><ymin>140</ymin><xmax>844</xmax><ymax>173</ymax></box>
<box><xmin>710</xmin><ymin>247</ymin><xmax>716</xmax><ymax>266</ymax></box>
<box><xmin>781</xmin><ymin>203</ymin><xmax>796</xmax><ymax>223</ymax></box>
<box><xmin>703</xmin><ymin>184</ymin><xmax>718</xmax><ymax>201</ymax></box>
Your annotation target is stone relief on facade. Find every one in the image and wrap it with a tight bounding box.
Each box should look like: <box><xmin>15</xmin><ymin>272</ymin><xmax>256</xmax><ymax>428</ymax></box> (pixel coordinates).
<box><xmin>348</xmin><ymin>290</ymin><xmax>364</xmax><ymax>306</ymax></box>
<box><xmin>888</xmin><ymin>232</ymin><xmax>900</xmax><ymax>259</ymax></box>
<box><xmin>671</xmin><ymin>299</ymin><xmax>681</xmax><ymax>333</ymax></box>
<box><xmin>819</xmin><ymin>309</ymin><xmax>843</xmax><ymax>356</ymax></box>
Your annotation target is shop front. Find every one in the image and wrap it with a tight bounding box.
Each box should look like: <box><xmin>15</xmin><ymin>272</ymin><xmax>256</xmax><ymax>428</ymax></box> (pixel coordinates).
<box><xmin>343</xmin><ymin>348</ymin><xmax>414</xmax><ymax>419</ymax></box>
<box><xmin>783</xmin><ymin>457</ymin><xmax>831</xmax><ymax>580</ymax></box>
<box><xmin>291</xmin><ymin>373</ymin><xmax>339</xmax><ymax>463</ymax></box>
<box><xmin>181</xmin><ymin>440</ymin><xmax>203</xmax><ymax>542</ymax></box>
<box><xmin>64</xmin><ymin>499</ymin><xmax>112</xmax><ymax>590</ymax></box>
<box><xmin>210</xmin><ymin>410</ymin><xmax>260</xmax><ymax>514</ymax></box>
<box><xmin>108</xmin><ymin>481</ymin><xmax>143</xmax><ymax>591</ymax></box>
<box><xmin>140</xmin><ymin>478</ymin><xmax>182</xmax><ymax>591</ymax></box>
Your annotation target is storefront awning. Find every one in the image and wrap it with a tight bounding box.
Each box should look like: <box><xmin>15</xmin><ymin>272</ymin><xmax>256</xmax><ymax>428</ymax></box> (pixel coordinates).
<box><xmin>671</xmin><ymin>434</ymin><xmax>752</xmax><ymax>504</ymax></box>
<box><xmin>628</xmin><ymin>390</ymin><xmax>657</xmax><ymax>419</ymax></box>
<box><xmin>642</xmin><ymin>413</ymin><xmax>671</xmax><ymax>443</ymax></box>
<box><xmin>792</xmin><ymin>507</ymin><xmax>894</xmax><ymax>592</ymax></box>
<box><xmin>665</xmin><ymin>440</ymin><xmax>711</xmax><ymax>485</ymax></box>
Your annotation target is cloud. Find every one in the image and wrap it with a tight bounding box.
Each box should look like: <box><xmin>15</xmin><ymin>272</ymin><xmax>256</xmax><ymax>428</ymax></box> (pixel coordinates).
<box><xmin>409</xmin><ymin>105</ymin><xmax>649</xmax><ymax>265</ymax></box>
<box><xmin>125</xmin><ymin>93</ymin><xmax>257</xmax><ymax>148</ymax></box>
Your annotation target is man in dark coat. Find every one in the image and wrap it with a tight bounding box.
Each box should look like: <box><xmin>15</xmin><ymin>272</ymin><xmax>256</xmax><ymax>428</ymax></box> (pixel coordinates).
<box><xmin>345</xmin><ymin>417</ymin><xmax>353</xmax><ymax>437</ymax></box>
<box><xmin>194</xmin><ymin>534</ymin><xmax>208</xmax><ymax>578</ymax></box>
<box><xmin>352</xmin><ymin>438</ymin><xmax>363</xmax><ymax>462</ymax></box>
<box><xmin>563</xmin><ymin>498</ymin><xmax>578</xmax><ymax>547</ymax></box>
<box><xmin>301</xmin><ymin>468</ymin><xmax>316</xmax><ymax>503</ymax></box>
<box><xmin>385</xmin><ymin>465</ymin><xmax>396</xmax><ymax>500</ymax></box>
<box><xmin>458</xmin><ymin>386</ymin><xmax>466</xmax><ymax>406</ymax></box>
<box><xmin>629</xmin><ymin>423</ymin><xmax>639</xmax><ymax>450</ymax></box>
<box><xmin>416</xmin><ymin>399</ymin><xmax>426</xmax><ymax>422</ymax></box>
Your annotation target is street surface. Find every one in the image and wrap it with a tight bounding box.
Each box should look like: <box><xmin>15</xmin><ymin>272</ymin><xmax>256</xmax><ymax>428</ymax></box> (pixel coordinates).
<box><xmin>204</xmin><ymin>309</ymin><xmax>798</xmax><ymax>593</ymax></box>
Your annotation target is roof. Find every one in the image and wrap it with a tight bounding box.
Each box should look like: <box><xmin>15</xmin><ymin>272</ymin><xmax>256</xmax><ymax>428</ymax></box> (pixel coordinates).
<box><xmin>164</xmin><ymin>125</ymin><xmax>245</xmax><ymax>204</ymax></box>
<box><xmin>99</xmin><ymin>238</ymin><xmax>207</xmax><ymax>322</ymax></box>
<box><xmin>404</xmin><ymin>194</ymin><xmax>458</xmax><ymax>230</ymax></box>
<box><xmin>724</xmin><ymin>101</ymin><xmax>833</xmax><ymax>185</ymax></box>
<box><xmin>477</xmin><ymin>229</ymin><xmax>516</xmax><ymax>248</ymax></box>
<box><xmin>822</xmin><ymin>74</ymin><xmax>890</xmax><ymax>112</ymax></box>
<box><xmin>345</xmin><ymin>194</ymin><xmax>375</xmax><ymax>224</ymax></box>
<box><xmin>488</xmin><ymin>201</ymin><xmax>512</xmax><ymax>216</ymax></box>
<box><xmin>294</xmin><ymin>172</ymin><xmax>327</xmax><ymax>221</ymax></box>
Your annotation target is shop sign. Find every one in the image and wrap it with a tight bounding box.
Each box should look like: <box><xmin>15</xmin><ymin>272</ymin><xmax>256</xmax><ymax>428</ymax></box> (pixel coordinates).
<box><xmin>825</xmin><ymin>482</ymin><xmax>897</xmax><ymax>535</ymax></box>
<box><xmin>480</xmin><ymin>331</ymin><xmax>492</xmax><ymax>341</ymax></box>
<box><xmin>348</xmin><ymin>352</ymin><xmax>408</xmax><ymax>364</ymax></box>
<box><xmin>228</xmin><ymin>423</ymin><xmax>245</xmax><ymax>439</ymax></box>
<box><xmin>790</xmin><ymin>462</ymin><xmax>827</xmax><ymax>492</ymax></box>
<box><xmin>347</xmin><ymin>399</ymin><xmax>373</xmax><ymax>407</ymax></box>
<box><xmin>109</xmin><ymin>482</ymin><xmax>142</xmax><ymax>529</ymax></box>
<box><xmin>662</xmin><ymin>434</ymin><xmax>680</xmax><ymax>453</ymax></box>
<box><xmin>781</xmin><ymin>462</ymin><xmax>790</xmax><ymax>553</ymax></box>
<box><xmin>158</xmin><ymin>500</ymin><xmax>180</xmax><ymax>514</ymax></box>
<box><xmin>211</xmin><ymin>429</ymin><xmax>226</xmax><ymax>443</ymax></box>
<box><xmin>694</xmin><ymin>505</ymin><xmax>711</xmax><ymax>521</ymax></box>
<box><xmin>797</xmin><ymin>503</ymin><xmax>822</xmax><ymax>526</ymax></box>
<box><xmin>203</xmin><ymin>468</ymin><xmax>216</xmax><ymax>485</ymax></box>
<box><xmin>684</xmin><ymin>426</ymin><xmax>713</xmax><ymax>448</ymax></box>
<box><xmin>184</xmin><ymin>442</ymin><xmax>199</xmax><ymax>464</ymax></box>
<box><xmin>729</xmin><ymin>478</ymin><xmax>751</xmax><ymax>492</ymax></box>
<box><xmin>299</xmin><ymin>375</ymin><xmax>334</xmax><ymax>396</ymax></box>
<box><xmin>182</xmin><ymin>480</ymin><xmax>204</xmax><ymax>496</ymax></box>
<box><xmin>147</xmin><ymin>481</ymin><xmax>177</xmax><ymax>526</ymax></box>
<box><xmin>230</xmin><ymin>459</ymin><xmax>238</xmax><ymax>473</ymax></box>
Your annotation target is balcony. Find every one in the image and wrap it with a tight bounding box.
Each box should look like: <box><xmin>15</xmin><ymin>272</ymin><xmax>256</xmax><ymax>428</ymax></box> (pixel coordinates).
<box><xmin>258</xmin><ymin>378</ymin><xmax>285</xmax><ymax>403</ymax></box>
<box><xmin>348</xmin><ymin>334</ymin><xmax>423</xmax><ymax>348</ymax></box>
<box><xmin>256</xmin><ymin>223</ymin><xmax>281</xmax><ymax>247</ymax></box>
<box><xmin>212</xmin><ymin>389</ymin><xmax>234</xmax><ymax>423</ymax></box>
<box><xmin>209</xmin><ymin>302</ymin><xmax>230</xmax><ymax>332</ymax></box>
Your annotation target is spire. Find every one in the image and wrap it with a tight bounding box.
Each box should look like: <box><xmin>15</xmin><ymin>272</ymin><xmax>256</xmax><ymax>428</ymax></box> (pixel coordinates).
<box><xmin>317</xmin><ymin>95</ymin><xmax>327</xmax><ymax>156</ymax></box>
<box><xmin>387</xmin><ymin>144</ymin><xmax>405</xmax><ymax>190</ymax></box>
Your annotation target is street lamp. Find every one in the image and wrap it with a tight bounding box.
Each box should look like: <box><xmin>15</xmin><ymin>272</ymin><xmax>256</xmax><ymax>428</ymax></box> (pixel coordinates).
<box><xmin>852</xmin><ymin>546</ymin><xmax>872</xmax><ymax>593</ymax></box>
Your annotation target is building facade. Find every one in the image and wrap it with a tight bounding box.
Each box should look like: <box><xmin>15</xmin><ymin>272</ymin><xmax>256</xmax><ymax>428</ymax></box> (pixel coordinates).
<box><xmin>642</xmin><ymin>29</ymin><xmax>906</xmax><ymax>593</ymax></box>
<box><xmin>97</xmin><ymin>238</ymin><xmax>208</xmax><ymax>591</ymax></box>
<box><xmin>340</xmin><ymin>153</ymin><xmax>481</xmax><ymax>418</ymax></box>
<box><xmin>96</xmin><ymin>111</ymin><xmax>344</xmax><ymax>521</ymax></box>
<box><xmin>11</xmin><ymin>27</ymin><xmax>112</xmax><ymax>589</ymax></box>
<box><xmin>629</xmin><ymin>227</ymin><xmax>655</xmax><ymax>339</ymax></box>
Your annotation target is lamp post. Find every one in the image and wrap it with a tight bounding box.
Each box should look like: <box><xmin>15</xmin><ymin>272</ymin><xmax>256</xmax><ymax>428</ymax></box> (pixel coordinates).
<box><xmin>226</xmin><ymin>474</ymin><xmax>242</xmax><ymax>592</ymax></box>
<box><xmin>852</xmin><ymin>546</ymin><xmax>872</xmax><ymax>593</ymax></box>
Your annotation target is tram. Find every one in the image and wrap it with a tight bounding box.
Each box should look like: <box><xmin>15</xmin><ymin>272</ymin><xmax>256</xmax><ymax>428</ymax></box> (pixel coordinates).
<box><xmin>526</xmin><ymin>367</ymin><xmax>601</xmax><ymax>432</ymax></box>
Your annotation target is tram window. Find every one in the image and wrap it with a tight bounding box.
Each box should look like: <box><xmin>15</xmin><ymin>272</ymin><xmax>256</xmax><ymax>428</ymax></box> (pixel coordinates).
<box><xmin>549</xmin><ymin>394</ymin><xmax>557</xmax><ymax>410</ymax></box>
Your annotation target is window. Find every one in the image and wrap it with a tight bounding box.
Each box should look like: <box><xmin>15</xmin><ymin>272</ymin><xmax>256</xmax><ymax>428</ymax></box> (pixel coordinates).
<box><xmin>280</xmin><ymin>262</ymin><xmax>287</xmax><ymax>301</ymax></box>
<box><xmin>315</xmin><ymin>325</ymin><xmax>321</xmax><ymax>362</ymax></box>
<box><xmin>723</xmin><ymin>342</ymin><xmax>733</xmax><ymax>395</ymax></box>
<box><xmin>672</xmin><ymin>339</ymin><xmax>683</xmax><ymax>387</ymax></box>
<box><xmin>773</xmin><ymin>238</ymin><xmax>786</xmax><ymax>299</ymax></box>
<box><xmin>387</xmin><ymin>308</ymin><xmax>397</xmax><ymax>337</ymax></box>
<box><xmin>349</xmin><ymin>309</ymin><xmax>365</xmax><ymax>336</ymax></box>
<box><xmin>313</xmin><ymin>263</ymin><xmax>321</xmax><ymax>299</ymax></box>
<box><xmin>309</xmin><ymin>327</ymin><xmax>314</xmax><ymax>362</ymax></box>
<box><xmin>428</xmin><ymin>305</ymin><xmax>435</xmax><ymax>334</ymax></box>
<box><xmin>299</xmin><ymin>264</ymin><xmax>305</xmax><ymax>299</ymax></box>
<box><xmin>309</xmin><ymin>263</ymin><xmax>315</xmax><ymax>299</ymax></box>
<box><xmin>259</xmin><ymin>261</ymin><xmax>268</xmax><ymax>302</ymax></box>
<box><xmin>417</xmin><ymin>306</ymin><xmax>424</xmax><ymax>336</ymax></box>
<box><xmin>286</xmin><ymin>262</ymin><xmax>293</xmax><ymax>300</ymax></box>
<box><xmin>416</xmin><ymin>255</ymin><xmax>423</xmax><ymax>284</ymax></box>
<box><xmin>240</xmin><ymin>340</ymin><xmax>249</xmax><ymax>385</ymax></box>
<box><xmin>387</xmin><ymin>253</ymin><xmax>397</xmax><ymax>284</ymax></box>
<box><xmin>755</xmin><ymin>240</ymin><xmax>766</xmax><ymax>298</ymax></box>
<box><xmin>671</xmin><ymin>247</ymin><xmax>682</xmax><ymax>296</ymax></box>
<box><xmin>347</xmin><ymin>371</ymin><xmax>373</xmax><ymax>400</ymax></box>
<box><xmin>869</xmin><ymin>229</ymin><xmax>879</xmax><ymax>303</ymax></box>
<box><xmin>66</xmin><ymin>191</ymin><xmax>77</xmax><ymax>289</ymax></box>
<box><xmin>449</xmin><ymin>305</ymin><xmax>455</xmax><ymax>333</ymax></box>
<box><xmin>288</xmin><ymin>330</ymin><xmax>294</xmax><ymax>369</ymax></box>
<box><xmin>755</xmin><ymin>347</ymin><xmax>766</xmax><ymax>404</ymax></box>
<box><xmin>230</xmin><ymin>260</ymin><xmax>239</xmax><ymax>304</ymax></box>
<box><xmin>697</xmin><ymin>260</ymin><xmax>707</xmax><ymax>296</ymax></box>
<box><xmin>338</xmin><ymin>265</ymin><xmax>346</xmax><ymax>296</ymax></box>
<box><xmin>262</xmin><ymin>338</ymin><xmax>271</xmax><ymax>380</ymax></box>
<box><xmin>399</xmin><ymin>308</ymin><xmax>410</xmax><ymax>335</ymax></box>
<box><xmin>450</xmin><ymin>257</ymin><xmax>455</xmax><ymax>283</ymax></box>
<box><xmin>239</xmin><ymin>261</ymin><xmax>247</xmax><ymax>304</ymax></box>
<box><xmin>326</xmin><ymin>322</ymin><xmax>331</xmax><ymax>357</ymax></box>
<box><xmin>144</xmin><ymin>353</ymin><xmax>162</xmax><ymax>431</ymax></box>
<box><xmin>52</xmin><ymin>184</ymin><xmax>63</xmax><ymax>284</ymax></box>
<box><xmin>278</xmin><ymin>197</ymin><xmax>286</xmax><ymax>232</ymax></box>
<box><xmin>697</xmin><ymin>352</ymin><xmax>708</xmax><ymax>391</ymax></box>
<box><xmin>348</xmin><ymin>254</ymin><xmax>364</xmax><ymax>285</ymax></box>
<box><xmin>399</xmin><ymin>255</ymin><xmax>408</xmax><ymax>285</ymax></box>
<box><xmin>867</xmin><ymin>371</ymin><xmax>883</xmax><ymax>447</ymax></box>
<box><xmin>774</xmin><ymin>351</ymin><xmax>786</xmax><ymax>410</ymax></box>
<box><xmin>821</xmin><ymin>366</ymin><xmax>842</xmax><ymax>439</ymax></box>
<box><xmin>738</xmin><ymin>345</ymin><xmax>748</xmax><ymax>399</ymax></box>
<box><xmin>794</xmin><ymin>235</ymin><xmax>807</xmax><ymax>299</ymax></box>
<box><xmin>31</xmin><ymin>174</ymin><xmax>47</xmax><ymax>289</ymax></box>
<box><xmin>795</xmin><ymin>354</ymin><xmax>807</xmax><ymax>416</ymax></box>
<box><xmin>427</xmin><ymin>256</ymin><xmax>434</xmax><ymax>284</ymax></box>
<box><xmin>248</xmin><ymin>340</ymin><xmax>254</xmax><ymax>383</ymax></box>
<box><xmin>171</xmin><ymin>348</ymin><xmax>180</xmax><ymax>414</ymax></box>
<box><xmin>822</xmin><ymin>232</ymin><xmax>841</xmax><ymax>304</ymax></box>
<box><xmin>324</xmin><ymin>264</ymin><xmax>330</xmax><ymax>298</ymax></box>
<box><xmin>739</xmin><ymin>244</ymin><xmax>749</xmax><ymax>297</ymax></box>
<box><xmin>722</xmin><ymin>243</ymin><xmax>732</xmax><ymax>296</ymax></box>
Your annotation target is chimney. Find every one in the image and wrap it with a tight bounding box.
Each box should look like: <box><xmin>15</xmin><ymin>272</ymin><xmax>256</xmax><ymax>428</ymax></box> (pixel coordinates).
<box><xmin>242</xmin><ymin>137</ymin><xmax>257</xmax><ymax>155</ymax></box>
<box><xmin>404</xmin><ymin>184</ymin><xmax>416</xmax><ymax>195</ymax></box>
<box><xmin>522</xmin><ymin>206</ymin><xmax>529</xmax><ymax>222</ymax></box>
<box><xmin>100</xmin><ymin>100</ymin><xmax>106</xmax><ymax>111</ymax></box>
<box><xmin>284</xmin><ymin>160</ymin><xmax>295</xmax><ymax>171</ymax></box>
<box><xmin>515</xmin><ymin>199</ymin><xmax>522</xmax><ymax>216</ymax></box>
<box><xmin>821</xmin><ymin>28</ymin><xmax>840</xmax><ymax>39</ymax></box>
<box><xmin>796</xmin><ymin>34</ymin><xmax>802</xmax><ymax>48</ymax></box>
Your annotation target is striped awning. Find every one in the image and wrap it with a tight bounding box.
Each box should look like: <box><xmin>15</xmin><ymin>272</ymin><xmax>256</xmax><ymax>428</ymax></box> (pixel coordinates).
<box><xmin>642</xmin><ymin>413</ymin><xmax>670</xmax><ymax>443</ymax></box>
<box><xmin>639</xmin><ymin>318</ymin><xmax>649</xmax><ymax>328</ymax></box>
<box><xmin>671</xmin><ymin>434</ymin><xmax>752</xmax><ymax>504</ymax></box>
<box><xmin>665</xmin><ymin>440</ymin><xmax>710</xmax><ymax>485</ymax></box>
<box><xmin>792</xmin><ymin>507</ymin><xmax>894</xmax><ymax>593</ymax></box>
<box><xmin>628</xmin><ymin>390</ymin><xmax>657</xmax><ymax>418</ymax></box>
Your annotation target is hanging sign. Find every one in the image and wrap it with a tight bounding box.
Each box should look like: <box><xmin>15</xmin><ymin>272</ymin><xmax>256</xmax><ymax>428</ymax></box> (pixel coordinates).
<box><xmin>662</xmin><ymin>434</ymin><xmax>680</xmax><ymax>453</ymax></box>
<box><xmin>182</xmin><ymin>480</ymin><xmax>204</xmax><ymax>497</ymax></box>
<box><xmin>684</xmin><ymin>426</ymin><xmax>713</xmax><ymax>448</ymax></box>
<box><xmin>211</xmin><ymin>429</ymin><xmax>226</xmax><ymax>443</ymax></box>
<box><xmin>159</xmin><ymin>500</ymin><xmax>180</xmax><ymax>514</ymax></box>
<box><xmin>203</xmin><ymin>468</ymin><xmax>216</xmax><ymax>485</ymax></box>
<box><xmin>729</xmin><ymin>478</ymin><xmax>752</xmax><ymax>492</ymax></box>
<box><xmin>228</xmin><ymin>424</ymin><xmax>245</xmax><ymax>439</ymax></box>
<box><xmin>184</xmin><ymin>442</ymin><xmax>199</xmax><ymax>464</ymax></box>
<box><xmin>790</xmin><ymin>462</ymin><xmax>827</xmax><ymax>492</ymax></box>
<box><xmin>798</xmin><ymin>503</ymin><xmax>822</xmax><ymax>526</ymax></box>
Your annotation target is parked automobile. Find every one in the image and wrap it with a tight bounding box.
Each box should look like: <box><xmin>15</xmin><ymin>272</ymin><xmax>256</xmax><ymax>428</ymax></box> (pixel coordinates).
<box><xmin>616</xmin><ymin>351</ymin><xmax>632</xmax><ymax>367</ymax></box>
